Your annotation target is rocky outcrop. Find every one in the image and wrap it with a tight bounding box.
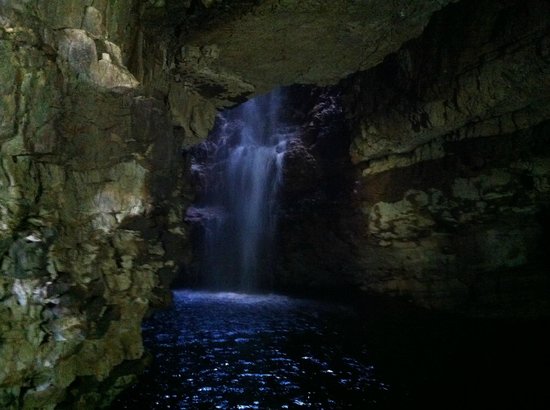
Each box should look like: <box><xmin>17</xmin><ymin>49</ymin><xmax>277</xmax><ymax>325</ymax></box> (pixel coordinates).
<box><xmin>346</xmin><ymin>0</ymin><xmax>550</xmax><ymax>164</ymax></box>
<box><xmin>0</xmin><ymin>2</ymin><xmax>191</xmax><ymax>408</ymax></box>
<box><xmin>0</xmin><ymin>0</ymin><xmax>465</xmax><ymax>407</ymax></box>
<box><xmin>267</xmin><ymin>0</ymin><xmax>550</xmax><ymax>317</ymax></box>
<box><xmin>343</xmin><ymin>0</ymin><xmax>550</xmax><ymax>315</ymax></box>
<box><xmin>355</xmin><ymin>124</ymin><xmax>550</xmax><ymax>316</ymax></box>
<box><xmin>274</xmin><ymin>86</ymin><xmax>362</xmax><ymax>292</ymax></box>
<box><xmin>156</xmin><ymin>0</ymin><xmax>457</xmax><ymax>144</ymax></box>
<box><xmin>180</xmin><ymin>0</ymin><xmax>456</xmax><ymax>91</ymax></box>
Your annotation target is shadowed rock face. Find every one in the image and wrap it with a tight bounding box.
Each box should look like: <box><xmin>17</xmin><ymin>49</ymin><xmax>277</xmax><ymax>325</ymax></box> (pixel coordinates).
<box><xmin>141</xmin><ymin>0</ymin><xmax>456</xmax><ymax>146</ymax></box>
<box><xmin>346</xmin><ymin>0</ymin><xmax>550</xmax><ymax>163</ymax></box>
<box><xmin>179</xmin><ymin>0</ymin><xmax>456</xmax><ymax>90</ymax></box>
<box><xmin>1</xmin><ymin>0</ymin><xmax>549</xmax><ymax>407</ymax></box>
<box><xmin>343</xmin><ymin>0</ymin><xmax>550</xmax><ymax>315</ymax></box>
<box><xmin>270</xmin><ymin>0</ymin><xmax>550</xmax><ymax>316</ymax></box>
<box><xmin>353</xmin><ymin>124</ymin><xmax>550</xmax><ymax>315</ymax></box>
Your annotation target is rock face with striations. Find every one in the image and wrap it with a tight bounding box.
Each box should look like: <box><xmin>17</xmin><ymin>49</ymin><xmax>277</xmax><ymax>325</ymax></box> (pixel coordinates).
<box><xmin>0</xmin><ymin>0</ymin><xmax>458</xmax><ymax>407</ymax></box>
<box><xmin>0</xmin><ymin>1</ymin><xmax>191</xmax><ymax>408</ymax></box>
<box><xmin>272</xmin><ymin>0</ymin><xmax>550</xmax><ymax>316</ymax></box>
<box><xmin>345</xmin><ymin>0</ymin><xmax>550</xmax><ymax>316</ymax></box>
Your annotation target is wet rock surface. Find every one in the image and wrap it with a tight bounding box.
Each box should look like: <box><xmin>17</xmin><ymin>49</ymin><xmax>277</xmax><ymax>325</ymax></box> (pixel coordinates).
<box><xmin>345</xmin><ymin>0</ymin><xmax>550</xmax><ymax>164</ymax></box>
<box><xmin>1</xmin><ymin>2</ymin><xmax>191</xmax><ymax>407</ymax></box>
<box><xmin>354</xmin><ymin>124</ymin><xmax>550</xmax><ymax>315</ymax></box>
<box><xmin>268</xmin><ymin>0</ymin><xmax>550</xmax><ymax>317</ymax></box>
<box><xmin>179</xmin><ymin>0</ymin><xmax>455</xmax><ymax>91</ymax></box>
<box><xmin>341</xmin><ymin>0</ymin><xmax>550</xmax><ymax>315</ymax></box>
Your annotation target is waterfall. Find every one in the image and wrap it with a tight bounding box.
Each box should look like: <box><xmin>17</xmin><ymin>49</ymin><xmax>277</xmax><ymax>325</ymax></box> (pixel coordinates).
<box><xmin>189</xmin><ymin>89</ymin><xmax>292</xmax><ymax>291</ymax></box>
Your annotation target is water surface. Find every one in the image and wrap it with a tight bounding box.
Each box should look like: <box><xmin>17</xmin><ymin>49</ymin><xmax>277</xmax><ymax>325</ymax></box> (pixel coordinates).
<box><xmin>113</xmin><ymin>290</ymin><xmax>390</xmax><ymax>409</ymax></box>
<box><xmin>113</xmin><ymin>290</ymin><xmax>550</xmax><ymax>409</ymax></box>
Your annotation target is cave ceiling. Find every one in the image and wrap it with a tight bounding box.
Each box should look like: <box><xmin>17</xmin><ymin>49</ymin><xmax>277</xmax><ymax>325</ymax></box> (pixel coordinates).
<box><xmin>160</xmin><ymin>0</ymin><xmax>456</xmax><ymax>99</ymax></box>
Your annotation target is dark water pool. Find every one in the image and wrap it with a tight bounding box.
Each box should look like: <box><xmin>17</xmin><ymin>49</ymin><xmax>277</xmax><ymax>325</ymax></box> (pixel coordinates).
<box><xmin>112</xmin><ymin>290</ymin><xmax>550</xmax><ymax>409</ymax></box>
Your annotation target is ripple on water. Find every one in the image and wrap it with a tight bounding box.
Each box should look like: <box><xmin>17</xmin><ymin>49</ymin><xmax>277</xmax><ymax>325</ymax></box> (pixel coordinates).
<box><xmin>113</xmin><ymin>290</ymin><xmax>391</xmax><ymax>409</ymax></box>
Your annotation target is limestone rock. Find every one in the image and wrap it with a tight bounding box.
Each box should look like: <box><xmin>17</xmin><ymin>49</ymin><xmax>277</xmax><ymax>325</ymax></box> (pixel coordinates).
<box><xmin>271</xmin><ymin>0</ymin><xmax>550</xmax><ymax>317</ymax></box>
<box><xmin>57</xmin><ymin>29</ymin><xmax>139</xmax><ymax>91</ymax></box>
<box><xmin>180</xmin><ymin>0</ymin><xmax>456</xmax><ymax>92</ymax></box>
<box><xmin>83</xmin><ymin>6</ymin><xmax>104</xmax><ymax>38</ymax></box>
<box><xmin>333</xmin><ymin>0</ymin><xmax>550</xmax><ymax>315</ymax></box>
<box><xmin>169</xmin><ymin>84</ymin><xmax>218</xmax><ymax>147</ymax></box>
<box><xmin>345</xmin><ymin>0</ymin><xmax>550</xmax><ymax>163</ymax></box>
<box><xmin>1</xmin><ymin>0</ymin><xmax>550</xmax><ymax>407</ymax></box>
<box><xmin>0</xmin><ymin>2</ymin><xmax>190</xmax><ymax>407</ymax></box>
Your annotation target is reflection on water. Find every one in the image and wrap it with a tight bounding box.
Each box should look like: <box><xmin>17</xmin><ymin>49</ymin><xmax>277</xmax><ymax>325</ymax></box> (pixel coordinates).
<box><xmin>113</xmin><ymin>290</ymin><xmax>389</xmax><ymax>409</ymax></box>
<box><xmin>113</xmin><ymin>290</ymin><xmax>550</xmax><ymax>409</ymax></box>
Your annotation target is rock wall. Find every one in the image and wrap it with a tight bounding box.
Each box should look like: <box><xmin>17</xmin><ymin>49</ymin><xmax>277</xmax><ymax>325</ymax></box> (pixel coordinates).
<box><xmin>2</xmin><ymin>0</ymin><xmax>461</xmax><ymax>406</ymax></box>
<box><xmin>271</xmin><ymin>0</ymin><xmax>550</xmax><ymax>317</ymax></box>
<box><xmin>161</xmin><ymin>0</ymin><xmax>456</xmax><ymax>146</ymax></box>
<box><xmin>355</xmin><ymin>124</ymin><xmax>550</xmax><ymax>315</ymax></box>
<box><xmin>180</xmin><ymin>0</ymin><xmax>456</xmax><ymax>91</ymax></box>
<box><xmin>0</xmin><ymin>2</ymin><xmax>191</xmax><ymax>408</ymax></box>
<box><xmin>274</xmin><ymin>86</ymin><xmax>363</xmax><ymax>292</ymax></box>
<box><xmin>345</xmin><ymin>0</ymin><xmax>550</xmax><ymax>315</ymax></box>
<box><xmin>0</xmin><ymin>0</ymin><xmax>460</xmax><ymax>407</ymax></box>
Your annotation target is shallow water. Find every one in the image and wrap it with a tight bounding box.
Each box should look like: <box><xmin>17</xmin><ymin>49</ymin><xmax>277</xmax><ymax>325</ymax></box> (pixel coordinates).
<box><xmin>113</xmin><ymin>291</ymin><xmax>390</xmax><ymax>409</ymax></box>
<box><xmin>113</xmin><ymin>290</ymin><xmax>550</xmax><ymax>409</ymax></box>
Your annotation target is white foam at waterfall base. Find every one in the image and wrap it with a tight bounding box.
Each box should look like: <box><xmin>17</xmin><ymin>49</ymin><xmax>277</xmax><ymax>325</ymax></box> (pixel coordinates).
<box><xmin>173</xmin><ymin>290</ymin><xmax>293</xmax><ymax>306</ymax></box>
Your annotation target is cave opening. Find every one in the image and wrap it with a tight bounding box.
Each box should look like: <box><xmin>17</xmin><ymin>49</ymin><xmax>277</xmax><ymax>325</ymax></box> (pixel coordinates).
<box><xmin>182</xmin><ymin>84</ymin><xmax>356</xmax><ymax>295</ymax></box>
<box><xmin>112</xmin><ymin>83</ymin><xmax>550</xmax><ymax>409</ymax></box>
<box><xmin>113</xmin><ymin>87</ymin><xmax>400</xmax><ymax>409</ymax></box>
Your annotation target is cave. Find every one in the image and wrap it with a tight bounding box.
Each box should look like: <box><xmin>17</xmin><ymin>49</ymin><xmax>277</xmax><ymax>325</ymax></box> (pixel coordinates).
<box><xmin>1</xmin><ymin>0</ymin><xmax>549</xmax><ymax>408</ymax></box>
<box><xmin>183</xmin><ymin>85</ymin><xmax>354</xmax><ymax>294</ymax></box>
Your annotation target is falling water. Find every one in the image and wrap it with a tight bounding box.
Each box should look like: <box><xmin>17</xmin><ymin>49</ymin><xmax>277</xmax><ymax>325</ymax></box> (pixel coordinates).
<box><xmin>189</xmin><ymin>89</ymin><xmax>292</xmax><ymax>290</ymax></box>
